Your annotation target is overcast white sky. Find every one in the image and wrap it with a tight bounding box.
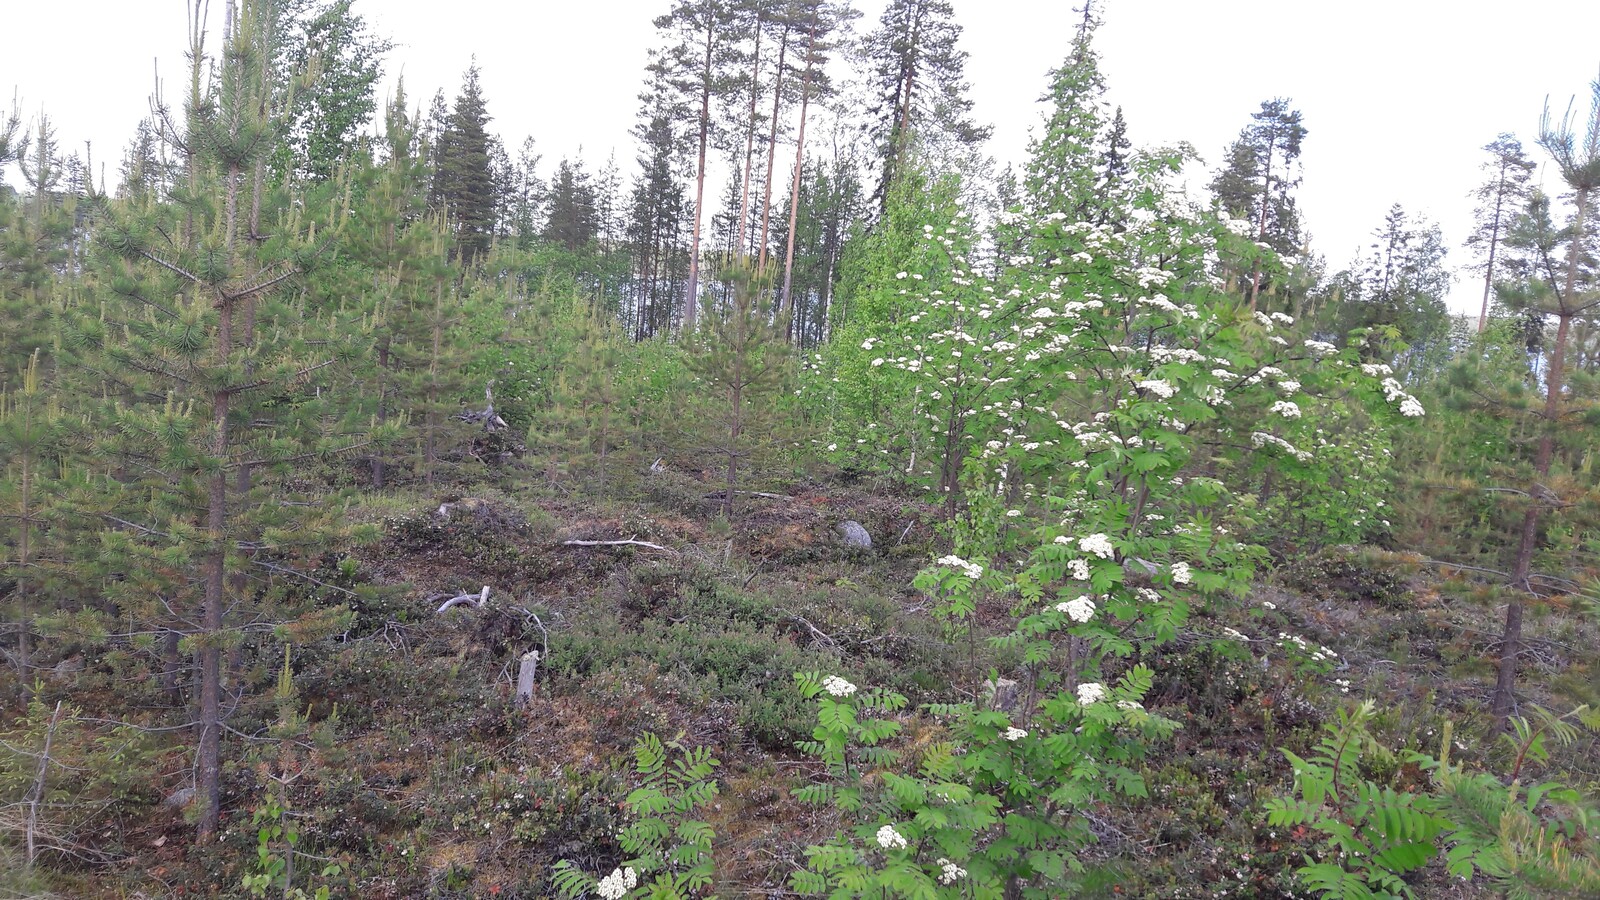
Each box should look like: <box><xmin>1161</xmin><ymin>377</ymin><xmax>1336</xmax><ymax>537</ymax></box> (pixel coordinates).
<box><xmin>5</xmin><ymin>1</ymin><xmax>1599</xmax><ymax>314</ymax></box>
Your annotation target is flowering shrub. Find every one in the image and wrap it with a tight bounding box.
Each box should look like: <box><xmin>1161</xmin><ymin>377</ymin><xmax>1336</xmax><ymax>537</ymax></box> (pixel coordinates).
<box><xmin>789</xmin><ymin>148</ymin><xmax>1431</xmax><ymax>896</ymax></box>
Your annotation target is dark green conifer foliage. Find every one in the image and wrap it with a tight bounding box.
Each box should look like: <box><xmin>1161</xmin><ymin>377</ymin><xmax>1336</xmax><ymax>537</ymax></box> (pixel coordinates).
<box><xmin>628</xmin><ymin>87</ymin><xmax>692</xmax><ymax>339</ymax></box>
<box><xmin>864</xmin><ymin>0</ymin><xmax>990</xmax><ymax>209</ymax></box>
<box><xmin>1489</xmin><ymin>79</ymin><xmax>1600</xmax><ymax>730</ymax></box>
<box><xmin>77</xmin><ymin>0</ymin><xmax>383</xmax><ymax>838</ymax></box>
<box><xmin>1326</xmin><ymin>204</ymin><xmax>1452</xmax><ymax>353</ymax></box>
<box><xmin>543</xmin><ymin>158</ymin><xmax>598</xmax><ymax>253</ymax></box>
<box><xmin>0</xmin><ymin>116</ymin><xmax>74</xmax><ymax>378</ymax></box>
<box><xmin>1466</xmin><ymin>134</ymin><xmax>1536</xmax><ymax>333</ymax></box>
<box><xmin>1208</xmin><ymin>98</ymin><xmax>1307</xmax><ymax>310</ymax></box>
<box><xmin>686</xmin><ymin>264</ymin><xmax>790</xmax><ymax>517</ymax></box>
<box><xmin>535</xmin><ymin>307</ymin><xmax>631</xmax><ymax>494</ymax></box>
<box><xmin>649</xmin><ymin>0</ymin><xmax>751</xmax><ymax>332</ymax></box>
<box><xmin>430</xmin><ymin>64</ymin><xmax>499</xmax><ymax>264</ymax></box>
<box><xmin>1024</xmin><ymin>5</ymin><xmax>1109</xmax><ymax>222</ymax></box>
<box><xmin>0</xmin><ymin>352</ymin><xmax>68</xmax><ymax>702</ymax></box>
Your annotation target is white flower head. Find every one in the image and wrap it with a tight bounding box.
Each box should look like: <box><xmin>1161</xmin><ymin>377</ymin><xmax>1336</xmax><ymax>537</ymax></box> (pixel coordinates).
<box><xmin>1136</xmin><ymin>378</ymin><xmax>1177</xmax><ymax>399</ymax></box>
<box><xmin>1077</xmin><ymin>682</ymin><xmax>1107</xmax><ymax>706</ymax></box>
<box><xmin>1171</xmin><ymin>561</ymin><xmax>1193</xmax><ymax>585</ymax></box>
<box><xmin>1079</xmin><ymin>533</ymin><xmax>1115</xmax><ymax>559</ymax></box>
<box><xmin>876</xmin><ymin>824</ymin><xmax>908</xmax><ymax>850</ymax></box>
<box><xmin>597</xmin><ymin>867</ymin><xmax>638</xmax><ymax>900</ymax></box>
<box><xmin>1056</xmin><ymin>595</ymin><xmax>1096</xmax><ymax>623</ymax></box>
<box><xmin>1002</xmin><ymin>726</ymin><xmax>1028</xmax><ymax>741</ymax></box>
<box><xmin>936</xmin><ymin>554</ymin><xmax>984</xmax><ymax>580</ymax></box>
<box><xmin>1269</xmin><ymin>400</ymin><xmax>1301</xmax><ymax>419</ymax></box>
<box><xmin>1068</xmin><ymin>558</ymin><xmax>1091</xmax><ymax>581</ymax></box>
<box><xmin>938</xmin><ymin>859</ymin><xmax>968</xmax><ymax>884</ymax></box>
<box><xmin>822</xmin><ymin>675</ymin><xmax>857</xmax><ymax>697</ymax></box>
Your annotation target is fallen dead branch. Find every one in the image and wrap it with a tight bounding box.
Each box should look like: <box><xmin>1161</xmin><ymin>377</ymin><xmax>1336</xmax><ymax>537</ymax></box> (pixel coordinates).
<box><xmin>435</xmin><ymin>586</ymin><xmax>491</xmax><ymax>614</ymax></box>
<box><xmin>560</xmin><ymin>537</ymin><xmax>676</xmax><ymax>554</ymax></box>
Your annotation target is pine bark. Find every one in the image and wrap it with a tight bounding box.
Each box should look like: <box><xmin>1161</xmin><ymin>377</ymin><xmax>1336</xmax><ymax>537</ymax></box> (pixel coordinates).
<box><xmin>780</xmin><ymin>10</ymin><xmax>819</xmax><ymax>337</ymax></box>
<box><xmin>684</xmin><ymin>18</ymin><xmax>715</xmax><ymax>333</ymax></box>
<box><xmin>757</xmin><ymin>25</ymin><xmax>790</xmax><ymax>266</ymax></box>
<box><xmin>1491</xmin><ymin>186</ymin><xmax>1588</xmax><ymax>730</ymax></box>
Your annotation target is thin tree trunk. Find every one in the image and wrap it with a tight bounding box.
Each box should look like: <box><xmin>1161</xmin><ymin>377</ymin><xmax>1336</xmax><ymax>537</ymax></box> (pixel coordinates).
<box><xmin>781</xmin><ymin>11</ymin><xmax>818</xmax><ymax>337</ymax></box>
<box><xmin>197</xmin><ymin>296</ymin><xmax>233</xmax><ymax>839</ymax></box>
<box><xmin>1478</xmin><ymin>161</ymin><xmax>1509</xmax><ymax>333</ymax></box>
<box><xmin>24</xmin><ymin>701</ymin><xmax>64</xmax><ymax>867</ymax></box>
<box><xmin>1247</xmin><ymin>133</ymin><xmax>1276</xmax><ymax>312</ymax></box>
<box><xmin>757</xmin><ymin>26</ymin><xmax>790</xmax><ymax>267</ymax></box>
<box><xmin>1492</xmin><ymin>187</ymin><xmax>1588</xmax><ymax>731</ymax></box>
<box><xmin>16</xmin><ymin>418</ymin><xmax>32</xmax><ymax>702</ymax></box>
<box><xmin>737</xmin><ymin>19</ymin><xmax>763</xmax><ymax>257</ymax></box>
<box><xmin>684</xmin><ymin>19</ymin><xmax>716</xmax><ymax>333</ymax></box>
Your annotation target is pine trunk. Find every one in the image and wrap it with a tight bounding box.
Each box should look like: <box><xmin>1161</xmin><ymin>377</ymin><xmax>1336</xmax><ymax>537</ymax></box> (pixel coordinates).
<box><xmin>737</xmin><ymin>22</ymin><xmax>763</xmax><ymax>257</ymax></box>
<box><xmin>757</xmin><ymin>26</ymin><xmax>790</xmax><ymax>266</ymax></box>
<box><xmin>1247</xmin><ymin>135</ymin><xmax>1275</xmax><ymax>312</ymax></box>
<box><xmin>684</xmin><ymin>21</ymin><xmax>715</xmax><ymax>333</ymax></box>
<box><xmin>1477</xmin><ymin>161</ymin><xmax>1509</xmax><ymax>333</ymax></box>
<box><xmin>1491</xmin><ymin>186</ymin><xmax>1588</xmax><ymax>730</ymax></box>
<box><xmin>780</xmin><ymin>12</ymin><xmax>818</xmax><ymax>337</ymax></box>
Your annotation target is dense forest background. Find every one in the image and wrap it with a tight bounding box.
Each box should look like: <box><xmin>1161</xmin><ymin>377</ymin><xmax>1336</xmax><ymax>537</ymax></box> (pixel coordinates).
<box><xmin>1</xmin><ymin>1</ymin><xmax>1598</xmax><ymax>897</ymax></box>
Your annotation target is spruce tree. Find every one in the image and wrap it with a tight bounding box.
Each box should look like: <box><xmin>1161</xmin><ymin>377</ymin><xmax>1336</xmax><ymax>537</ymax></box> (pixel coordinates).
<box><xmin>1024</xmin><ymin>4</ymin><xmax>1109</xmax><ymax>221</ymax></box>
<box><xmin>628</xmin><ymin>84</ymin><xmax>692</xmax><ymax>339</ymax></box>
<box><xmin>430</xmin><ymin>64</ymin><xmax>499</xmax><ymax>264</ymax></box>
<box><xmin>543</xmin><ymin>157</ymin><xmax>598</xmax><ymax>253</ymax></box>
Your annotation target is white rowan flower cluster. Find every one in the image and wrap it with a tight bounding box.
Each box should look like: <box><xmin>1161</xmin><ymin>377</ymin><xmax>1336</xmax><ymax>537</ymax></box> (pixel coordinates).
<box><xmin>1002</xmin><ymin>726</ymin><xmax>1028</xmax><ymax>741</ymax></box>
<box><xmin>1304</xmin><ymin>339</ymin><xmax>1338</xmax><ymax>357</ymax></box>
<box><xmin>1269</xmin><ymin>400</ymin><xmax>1301</xmax><ymax>419</ymax></box>
<box><xmin>1078</xmin><ymin>533</ymin><xmax>1116</xmax><ymax>559</ymax></box>
<box><xmin>937</xmin><ymin>859</ymin><xmax>968</xmax><ymax>884</ymax></box>
<box><xmin>1379</xmin><ymin>376</ymin><xmax>1425</xmax><ymax>417</ymax></box>
<box><xmin>936</xmin><ymin>555</ymin><xmax>984</xmax><ymax>580</ymax></box>
<box><xmin>1251</xmin><ymin>431</ymin><xmax>1313</xmax><ymax>462</ymax></box>
<box><xmin>597</xmin><ymin>867</ymin><xmax>638</xmax><ymax>900</ymax></box>
<box><xmin>1136</xmin><ymin>378</ymin><xmax>1177</xmax><ymax>399</ymax></box>
<box><xmin>1170</xmin><ymin>562</ymin><xmax>1193</xmax><ymax>584</ymax></box>
<box><xmin>1077</xmin><ymin>682</ymin><xmax>1107</xmax><ymax>706</ymax></box>
<box><xmin>1056</xmin><ymin>595</ymin><xmax>1096</xmax><ymax>623</ymax></box>
<box><xmin>822</xmin><ymin>675</ymin><xmax>857</xmax><ymax>697</ymax></box>
<box><xmin>1068</xmin><ymin>558</ymin><xmax>1091</xmax><ymax>580</ymax></box>
<box><xmin>876</xmin><ymin>824</ymin><xmax>908</xmax><ymax>850</ymax></box>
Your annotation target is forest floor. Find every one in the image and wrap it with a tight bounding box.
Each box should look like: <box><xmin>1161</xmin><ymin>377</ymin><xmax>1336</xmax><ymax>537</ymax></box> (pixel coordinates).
<box><xmin>17</xmin><ymin>462</ymin><xmax>1600</xmax><ymax>898</ymax></box>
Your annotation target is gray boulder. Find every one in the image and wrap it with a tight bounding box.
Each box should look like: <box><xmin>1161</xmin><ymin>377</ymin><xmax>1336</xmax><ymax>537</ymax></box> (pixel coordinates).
<box><xmin>837</xmin><ymin>520</ymin><xmax>872</xmax><ymax>549</ymax></box>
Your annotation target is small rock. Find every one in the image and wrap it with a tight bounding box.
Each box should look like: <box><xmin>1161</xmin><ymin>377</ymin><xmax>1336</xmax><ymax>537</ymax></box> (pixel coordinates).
<box><xmin>837</xmin><ymin>520</ymin><xmax>872</xmax><ymax>549</ymax></box>
<box><xmin>163</xmin><ymin>786</ymin><xmax>196</xmax><ymax>809</ymax></box>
